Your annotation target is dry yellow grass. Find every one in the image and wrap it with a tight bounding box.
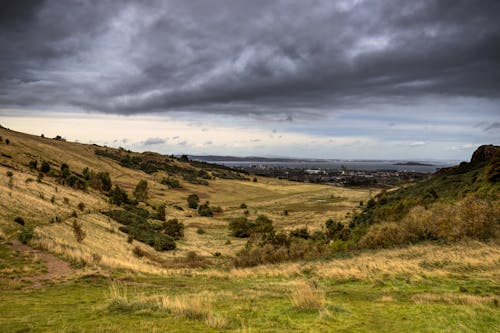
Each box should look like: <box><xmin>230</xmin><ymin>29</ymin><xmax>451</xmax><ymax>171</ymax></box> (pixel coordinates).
<box><xmin>412</xmin><ymin>293</ymin><xmax>497</xmax><ymax>305</ymax></box>
<box><xmin>289</xmin><ymin>280</ymin><xmax>326</xmax><ymax>310</ymax></box>
<box><xmin>107</xmin><ymin>283</ymin><xmax>228</xmax><ymax>328</ymax></box>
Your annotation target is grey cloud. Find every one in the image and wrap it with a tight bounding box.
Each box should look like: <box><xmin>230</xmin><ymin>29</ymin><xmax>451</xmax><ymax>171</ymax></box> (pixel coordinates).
<box><xmin>485</xmin><ymin>122</ymin><xmax>500</xmax><ymax>131</ymax></box>
<box><xmin>143</xmin><ymin>137</ymin><xmax>166</xmax><ymax>145</ymax></box>
<box><xmin>1</xmin><ymin>0</ymin><xmax>499</xmax><ymax>117</ymax></box>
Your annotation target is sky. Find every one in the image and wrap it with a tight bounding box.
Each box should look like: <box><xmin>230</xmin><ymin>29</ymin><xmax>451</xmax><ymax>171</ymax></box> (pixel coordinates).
<box><xmin>0</xmin><ymin>0</ymin><xmax>499</xmax><ymax>161</ymax></box>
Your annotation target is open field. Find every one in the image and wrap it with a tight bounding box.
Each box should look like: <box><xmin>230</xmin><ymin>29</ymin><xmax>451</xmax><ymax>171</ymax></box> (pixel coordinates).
<box><xmin>0</xmin><ymin>128</ymin><xmax>499</xmax><ymax>332</ymax></box>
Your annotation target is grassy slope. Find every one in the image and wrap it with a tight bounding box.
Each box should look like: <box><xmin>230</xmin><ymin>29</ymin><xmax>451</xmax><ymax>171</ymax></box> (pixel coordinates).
<box><xmin>0</xmin><ymin>127</ymin><xmax>499</xmax><ymax>332</ymax></box>
<box><xmin>354</xmin><ymin>153</ymin><xmax>500</xmax><ymax>225</ymax></box>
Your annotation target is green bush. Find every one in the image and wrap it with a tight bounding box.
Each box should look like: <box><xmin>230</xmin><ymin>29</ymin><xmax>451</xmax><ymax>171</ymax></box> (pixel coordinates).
<box><xmin>72</xmin><ymin>220</ymin><xmax>86</xmax><ymax>243</ymax></box>
<box><xmin>161</xmin><ymin>177</ymin><xmax>182</xmax><ymax>188</ymax></box>
<box><xmin>290</xmin><ymin>227</ymin><xmax>310</xmax><ymax>239</ymax></box>
<box><xmin>229</xmin><ymin>217</ymin><xmax>255</xmax><ymax>238</ymax></box>
<box><xmin>108</xmin><ymin>186</ymin><xmax>131</xmax><ymax>206</ymax></box>
<box><xmin>133</xmin><ymin>179</ymin><xmax>148</xmax><ymax>201</ymax></box>
<box><xmin>28</xmin><ymin>160</ymin><xmax>38</xmax><ymax>171</ymax></box>
<box><xmin>162</xmin><ymin>218</ymin><xmax>184</xmax><ymax>240</ymax></box>
<box><xmin>18</xmin><ymin>226</ymin><xmax>34</xmax><ymax>244</ymax></box>
<box><xmin>40</xmin><ymin>161</ymin><xmax>51</xmax><ymax>173</ymax></box>
<box><xmin>156</xmin><ymin>203</ymin><xmax>166</xmax><ymax>221</ymax></box>
<box><xmin>253</xmin><ymin>215</ymin><xmax>274</xmax><ymax>234</ymax></box>
<box><xmin>14</xmin><ymin>216</ymin><xmax>25</xmax><ymax>226</ymax></box>
<box><xmin>198</xmin><ymin>201</ymin><xmax>213</xmax><ymax>217</ymax></box>
<box><xmin>103</xmin><ymin>209</ymin><xmax>176</xmax><ymax>251</ymax></box>
<box><xmin>187</xmin><ymin>194</ymin><xmax>200</xmax><ymax>209</ymax></box>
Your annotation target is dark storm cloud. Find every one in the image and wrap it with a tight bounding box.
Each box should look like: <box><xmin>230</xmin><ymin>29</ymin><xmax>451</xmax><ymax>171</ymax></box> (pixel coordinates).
<box><xmin>1</xmin><ymin>0</ymin><xmax>499</xmax><ymax>116</ymax></box>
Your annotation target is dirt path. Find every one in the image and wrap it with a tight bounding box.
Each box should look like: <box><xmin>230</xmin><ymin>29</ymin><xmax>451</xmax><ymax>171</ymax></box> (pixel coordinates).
<box><xmin>10</xmin><ymin>240</ymin><xmax>76</xmax><ymax>286</ymax></box>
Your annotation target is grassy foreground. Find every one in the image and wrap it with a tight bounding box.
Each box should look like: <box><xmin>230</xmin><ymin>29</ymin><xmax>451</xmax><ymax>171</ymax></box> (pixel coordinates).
<box><xmin>1</xmin><ymin>240</ymin><xmax>498</xmax><ymax>332</ymax></box>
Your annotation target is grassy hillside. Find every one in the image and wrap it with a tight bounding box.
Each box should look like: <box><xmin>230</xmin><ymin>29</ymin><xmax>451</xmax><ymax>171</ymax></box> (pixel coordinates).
<box><xmin>0</xmin><ymin>127</ymin><xmax>498</xmax><ymax>332</ymax></box>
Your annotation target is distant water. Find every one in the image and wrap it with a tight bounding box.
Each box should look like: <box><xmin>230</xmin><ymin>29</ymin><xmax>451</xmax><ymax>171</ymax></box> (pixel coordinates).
<box><xmin>205</xmin><ymin>160</ymin><xmax>455</xmax><ymax>173</ymax></box>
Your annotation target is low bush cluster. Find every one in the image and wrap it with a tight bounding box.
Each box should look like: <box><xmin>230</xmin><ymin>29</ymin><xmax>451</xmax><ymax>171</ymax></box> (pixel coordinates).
<box><xmin>359</xmin><ymin>197</ymin><xmax>499</xmax><ymax>248</ymax></box>
<box><xmin>103</xmin><ymin>208</ymin><xmax>176</xmax><ymax>251</ymax></box>
<box><xmin>232</xmin><ymin>215</ymin><xmax>334</xmax><ymax>267</ymax></box>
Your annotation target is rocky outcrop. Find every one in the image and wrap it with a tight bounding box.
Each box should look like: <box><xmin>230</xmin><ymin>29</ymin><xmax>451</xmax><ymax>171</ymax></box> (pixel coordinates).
<box><xmin>470</xmin><ymin>145</ymin><xmax>500</xmax><ymax>163</ymax></box>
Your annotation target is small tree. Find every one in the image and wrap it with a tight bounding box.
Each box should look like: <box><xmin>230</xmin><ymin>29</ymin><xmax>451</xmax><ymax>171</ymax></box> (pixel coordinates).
<box><xmin>5</xmin><ymin>139</ymin><xmax>10</xmax><ymax>145</ymax></box>
<box><xmin>229</xmin><ymin>217</ymin><xmax>255</xmax><ymax>238</ymax></box>
<box><xmin>157</xmin><ymin>203</ymin><xmax>166</xmax><ymax>221</ymax></box>
<box><xmin>72</xmin><ymin>220</ymin><xmax>86</xmax><ymax>243</ymax></box>
<box><xmin>28</xmin><ymin>160</ymin><xmax>38</xmax><ymax>171</ymax></box>
<box><xmin>162</xmin><ymin>218</ymin><xmax>184</xmax><ymax>240</ymax></box>
<box><xmin>133</xmin><ymin>179</ymin><xmax>148</xmax><ymax>201</ymax></box>
<box><xmin>198</xmin><ymin>201</ymin><xmax>213</xmax><ymax>217</ymax></box>
<box><xmin>187</xmin><ymin>194</ymin><xmax>200</xmax><ymax>209</ymax></box>
<box><xmin>40</xmin><ymin>161</ymin><xmax>51</xmax><ymax>173</ymax></box>
<box><xmin>108</xmin><ymin>185</ymin><xmax>130</xmax><ymax>206</ymax></box>
<box><xmin>60</xmin><ymin>163</ymin><xmax>71</xmax><ymax>179</ymax></box>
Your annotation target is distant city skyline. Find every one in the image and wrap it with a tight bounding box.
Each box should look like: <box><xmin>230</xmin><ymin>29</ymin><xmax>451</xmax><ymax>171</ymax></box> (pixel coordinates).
<box><xmin>1</xmin><ymin>1</ymin><xmax>499</xmax><ymax>160</ymax></box>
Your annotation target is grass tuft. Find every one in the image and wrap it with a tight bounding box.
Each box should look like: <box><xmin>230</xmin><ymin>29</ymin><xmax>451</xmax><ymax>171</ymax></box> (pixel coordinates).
<box><xmin>290</xmin><ymin>280</ymin><xmax>326</xmax><ymax>311</ymax></box>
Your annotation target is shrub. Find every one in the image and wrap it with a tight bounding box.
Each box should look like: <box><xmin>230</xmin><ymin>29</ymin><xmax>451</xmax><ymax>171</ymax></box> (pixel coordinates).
<box><xmin>290</xmin><ymin>227</ymin><xmax>310</xmax><ymax>239</ymax></box>
<box><xmin>40</xmin><ymin>161</ymin><xmax>51</xmax><ymax>173</ymax></box>
<box><xmin>5</xmin><ymin>138</ymin><xmax>10</xmax><ymax>145</ymax></box>
<box><xmin>77</xmin><ymin>202</ymin><xmax>86</xmax><ymax>211</ymax></box>
<box><xmin>325</xmin><ymin>219</ymin><xmax>349</xmax><ymax>241</ymax></box>
<box><xmin>229</xmin><ymin>217</ymin><xmax>255</xmax><ymax>238</ymax></box>
<box><xmin>60</xmin><ymin>163</ymin><xmax>71</xmax><ymax>179</ymax></box>
<box><xmin>88</xmin><ymin>171</ymin><xmax>112</xmax><ymax>192</ymax></box>
<box><xmin>18</xmin><ymin>226</ymin><xmax>34</xmax><ymax>244</ymax></box>
<box><xmin>153</xmin><ymin>235</ymin><xmax>176</xmax><ymax>251</ymax></box>
<box><xmin>157</xmin><ymin>203</ymin><xmax>166</xmax><ymax>221</ymax></box>
<box><xmin>253</xmin><ymin>215</ymin><xmax>274</xmax><ymax>234</ymax></box>
<box><xmin>70</xmin><ymin>210</ymin><xmax>78</xmax><ymax>218</ymax></box>
<box><xmin>66</xmin><ymin>174</ymin><xmax>87</xmax><ymax>190</ymax></box>
<box><xmin>252</xmin><ymin>177</ymin><xmax>257</xmax><ymax>182</ymax></box>
<box><xmin>197</xmin><ymin>227</ymin><xmax>206</xmax><ymax>235</ymax></box>
<box><xmin>240</xmin><ymin>203</ymin><xmax>247</xmax><ymax>209</ymax></box>
<box><xmin>14</xmin><ymin>216</ymin><xmax>25</xmax><ymax>226</ymax></box>
<box><xmin>161</xmin><ymin>177</ymin><xmax>182</xmax><ymax>188</ymax></box>
<box><xmin>133</xmin><ymin>179</ymin><xmax>148</xmax><ymax>201</ymax></box>
<box><xmin>198</xmin><ymin>201</ymin><xmax>213</xmax><ymax>217</ymax></box>
<box><xmin>28</xmin><ymin>160</ymin><xmax>38</xmax><ymax>171</ymax></box>
<box><xmin>132</xmin><ymin>246</ymin><xmax>145</xmax><ymax>258</ymax></box>
<box><xmin>108</xmin><ymin>186</ymin><xmax>130</xmax><ymax>206</ymax></box>
<box><xmin>104</xmin><ymin>209</ymin><xmax>176</xmax><ymax>251</ymax></box>
<box><xmin>211</xmin><ymin>206</ymin><xmax>223</xmax><ymax>214</ymax></box>
<box><xmin>37</xmin><ymin>172</ymin><xmax>44</xmax><ymax>182</ymax></box>
<box><xmin>359</xmin><ymin>197</ymin><xmax>500</xmax><ymax>248</ymax></box>
<box><xmin>6</xmin><ymin>170</ymin><xmax>13</xmax><ymax>177</ymax></box>
<box><xmin>72</xmin><ymin>220</ymin><xmax>86</xmax><ymax>243</ymax></box>
<box><xmin>162</xmin><ymin>218</ymin><xmax>184</xmax><ymax>240</ymax></box>
<box><xmin>187</xmin><ymin>194</ymin><xmax>200</xmax><ymax>209</ymax></box>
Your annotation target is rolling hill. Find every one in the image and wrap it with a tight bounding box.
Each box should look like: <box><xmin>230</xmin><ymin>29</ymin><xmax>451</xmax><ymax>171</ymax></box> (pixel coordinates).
<box><xmin>0</xmin><ymin>126</ymin><xmax>498</xmax><ymax>332</ymax></box>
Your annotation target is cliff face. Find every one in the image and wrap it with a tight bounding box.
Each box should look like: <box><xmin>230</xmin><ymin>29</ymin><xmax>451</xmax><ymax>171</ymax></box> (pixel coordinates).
<box><xmin>471</xmin><ymin>145</ymin><xmax>500</xmax><ymax>163</ymax></box>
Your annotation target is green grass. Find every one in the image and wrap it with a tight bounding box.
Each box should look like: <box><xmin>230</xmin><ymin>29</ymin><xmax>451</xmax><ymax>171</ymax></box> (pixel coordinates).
<box><xmin>0</xmin><ymin>272</ymin><xmax>498</xmax><ymax>332</ymax></box>
<box><xmin>0</xmin><ymin>243</ymin><xmax>46</xmax><ymax>288</ymax></box>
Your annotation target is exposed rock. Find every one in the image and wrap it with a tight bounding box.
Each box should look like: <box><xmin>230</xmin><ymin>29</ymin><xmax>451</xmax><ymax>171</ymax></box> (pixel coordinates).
<box><xmin>470</xmin><ymin>145</ymin><xmax>500</xmax><ymax>163</ymax></box>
